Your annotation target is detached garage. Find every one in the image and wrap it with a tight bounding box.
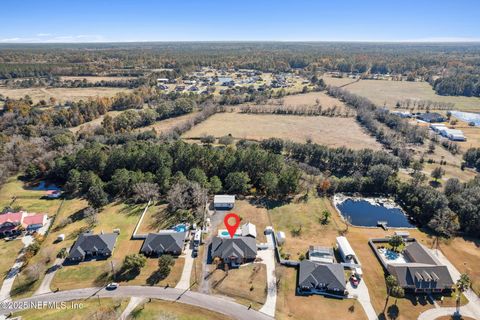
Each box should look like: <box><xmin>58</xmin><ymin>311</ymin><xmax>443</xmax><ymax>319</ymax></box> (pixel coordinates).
<box><xmin>214</xmin><ymin>195</ymin><xmax>235</xmax><ymax>210</ymax></box>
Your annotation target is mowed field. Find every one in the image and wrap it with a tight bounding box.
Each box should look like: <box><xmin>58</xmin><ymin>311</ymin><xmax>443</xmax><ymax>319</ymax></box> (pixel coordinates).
<box><xmin>323</xmin><ymin>77</ymin><xmax>480</xmax><ymax>112</ymax></box>
<box><xmin>183</xmin><ymin>112</ymin><xmax>382</xmax><ymax>150</ymax></box>
<box><xmin>274</xmin><ymin>91</ymin><xmax>348</xmax><ymax>109</ymax></box>
<box><xmin>0</xmin><ymin>87</ymin><xmax>130</xmax><ymax>103</ymax></box>
<box><xmin>60</xmin><ymin>76</ymin><xmax>136</xmax><ymax>83</ymax></box>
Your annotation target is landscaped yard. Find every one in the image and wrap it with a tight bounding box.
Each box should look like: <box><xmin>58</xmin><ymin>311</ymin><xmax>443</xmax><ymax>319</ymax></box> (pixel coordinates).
<box><xmin>210</xmin><ymin>263</ymin><xmax>267</xmax><ymax>310</ymax></box>
<box><xmin>129</xmin><ymin>299</ymin><xmax>230</xmax><ymax>320</ymax></box>
<box><xmin>183</xmin><ymin>112</ymin><xmax>382</xmax><ymax>150</ymax></box>
<box><xmin>14</xmin><ymin>298</ymin><xmax>129</xmax><ymax>320</ymax></box>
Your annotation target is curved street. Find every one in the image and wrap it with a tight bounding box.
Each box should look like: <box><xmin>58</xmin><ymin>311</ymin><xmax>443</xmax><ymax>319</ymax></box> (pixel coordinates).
<box><xmin>0</xmin><ymin>286</ymin><xmax>273</xmax><ymax>320</ymax></box>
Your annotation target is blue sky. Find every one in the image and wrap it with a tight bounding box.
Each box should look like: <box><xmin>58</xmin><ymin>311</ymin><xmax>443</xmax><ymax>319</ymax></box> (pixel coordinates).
<box><xmin>2</xmin><ymin>0</ymin><xmax>480</xmax><ymax>42</ymax></box>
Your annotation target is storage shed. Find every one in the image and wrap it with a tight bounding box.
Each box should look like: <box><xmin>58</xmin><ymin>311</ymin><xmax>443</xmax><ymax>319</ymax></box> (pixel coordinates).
<box><xmin>336</xmin><ymin>236</ymin><xmax>356</xmax><ymax>262</ymax></box>
<box><xmin>213</xmin><ymin>195</ymin><xmax>235</xmax><ymax>210</ymax></box>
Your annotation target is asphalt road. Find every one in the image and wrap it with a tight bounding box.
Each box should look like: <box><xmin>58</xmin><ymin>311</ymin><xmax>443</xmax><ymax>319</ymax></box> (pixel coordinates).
<box><xmin>0</xmin><ymin>286</ymin><xmax>273</xmax><ymax>320</ymax></box>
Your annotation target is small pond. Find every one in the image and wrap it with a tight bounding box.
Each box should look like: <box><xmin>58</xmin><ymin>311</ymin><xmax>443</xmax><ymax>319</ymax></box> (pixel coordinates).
<box><xmin>336</xmin><ymin>198</ymin><xmax>414</xmax><ymax>228</ymax></box>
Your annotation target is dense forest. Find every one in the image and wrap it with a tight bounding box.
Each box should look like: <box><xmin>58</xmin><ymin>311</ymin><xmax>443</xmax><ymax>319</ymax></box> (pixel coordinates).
<box><xmin>1</xmin><ymin>42</ymin><xmax>480</xmax><ymax>96</ymax></box>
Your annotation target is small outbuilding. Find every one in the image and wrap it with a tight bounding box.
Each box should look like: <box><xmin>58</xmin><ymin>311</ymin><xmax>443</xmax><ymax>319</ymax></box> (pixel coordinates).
<box><xmin>276</xmin><ymin>231</ymin><xmax>286</xmax><ymax>245</ymax></box>
<box><xmin>241</xmin><ymin>222</ymin><xmax>257</xmax><ymax>238</ymax></box>
<box><xmin>213</xmin><ymin>195</ymin><xmax>235</xmax><ymax>210</ymax></box>
<box><xmin>336</xmin><ymin>236</ymin><xmax>356</xmax><ymax>263</ymax></box>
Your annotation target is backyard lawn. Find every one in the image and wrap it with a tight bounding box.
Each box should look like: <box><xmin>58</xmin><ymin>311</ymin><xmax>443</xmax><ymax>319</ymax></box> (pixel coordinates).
<box><xmin>269</xmin><ymin>196</ymin><xmax>341</xmax><ymax>260</ymax></box>
<box><xmin>0</xmin><ymin>176</ymin><xmax>64</xmax><ymax>215</ymax></box>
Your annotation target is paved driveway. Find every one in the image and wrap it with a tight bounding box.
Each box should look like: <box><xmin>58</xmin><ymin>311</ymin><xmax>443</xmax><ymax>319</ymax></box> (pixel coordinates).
<box><xmin>258</xmin><ymin>231</ymin><xmax>277</xmax><ymax>318</ymax></box>
<box><xmin>176</xmin><ymin>240</ymin><xmax>195</xmax><ymax>290</ymax></box>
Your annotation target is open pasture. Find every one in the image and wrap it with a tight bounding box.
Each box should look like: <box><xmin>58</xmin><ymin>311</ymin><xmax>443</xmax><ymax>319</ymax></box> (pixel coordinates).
<box><xmin>323</xmin><ymin>77</ymin><xmax>480</xmax><ymax>112</ymax></box>
<box><xmin>182</xmin><ymin>112</ymin><xmax>382</xmax><ymax>150</ymax></box>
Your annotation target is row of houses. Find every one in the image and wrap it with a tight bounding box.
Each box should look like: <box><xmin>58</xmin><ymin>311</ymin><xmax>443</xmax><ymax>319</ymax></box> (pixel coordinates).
<box><xmin>0</xmin><ymin>211</ymin><xmax>48</xmax><ymax>236</ymax></box>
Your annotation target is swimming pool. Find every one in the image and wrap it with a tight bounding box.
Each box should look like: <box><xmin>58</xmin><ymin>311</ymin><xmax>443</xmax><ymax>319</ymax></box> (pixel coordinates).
<box><xmin>336</xmin><ymin>198</ymin><xmax>414</xmax><ymax>228</ymax></box>
<box><xmin>173</xmin><ymin>224</ymin><xmax>187</xmax><ymax>232</ymax></box>
<box><xmin>379</xmin><ymin>248</ymin><xmax>408</xmax><ymax>264</ymax></box>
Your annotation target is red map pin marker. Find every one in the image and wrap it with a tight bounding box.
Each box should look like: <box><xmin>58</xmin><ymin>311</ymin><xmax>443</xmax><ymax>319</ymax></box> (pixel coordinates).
<box><xmin>224</xmin><ymin>213</ymin><xmax>240</xmax><ymax>239</ymax></box>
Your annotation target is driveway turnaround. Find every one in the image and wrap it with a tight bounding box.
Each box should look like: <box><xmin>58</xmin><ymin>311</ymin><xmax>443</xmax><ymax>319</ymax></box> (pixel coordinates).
<box><xmin>258</xmin><ymin>231</ymin><xmax>277</xmax><ymax>318</ymax></box>
<box><xmin>0</xmin><ymin>286</ymin><xmax>273</xmax><ymax>320</ymax></box>
<box><xmin>417</xmin><ymin>249</ymin><xmax>480</xmax><ymax>320</ymax></box>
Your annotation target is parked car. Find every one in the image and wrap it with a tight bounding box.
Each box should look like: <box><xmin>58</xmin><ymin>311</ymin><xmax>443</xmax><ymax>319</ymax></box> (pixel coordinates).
<box><xmin>350</xmin><ymin>274</ymin><xmax>360</xmax><ymax>287</ymax></box>
<box><xmin>106</xmin><ymin>283</ymin><xmax>119</xmax><ymax>290</ymax></box>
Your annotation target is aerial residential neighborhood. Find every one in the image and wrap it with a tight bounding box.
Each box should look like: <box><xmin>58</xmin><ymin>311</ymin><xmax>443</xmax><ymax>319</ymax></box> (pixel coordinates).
<box><xmin>1</xmin><ymin>1</ymin><xmax>480</xmax><ymax>320</ymax></box>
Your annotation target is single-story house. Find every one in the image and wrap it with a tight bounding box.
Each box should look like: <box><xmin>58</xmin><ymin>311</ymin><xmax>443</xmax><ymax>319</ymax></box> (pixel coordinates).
<box><xmin>67</xmin><ymin>232</ymin><xmax>118</xmax><ymax>262</ymax></box>
<box><xmin>0</xmin><ymin>212</ymin><xmax>23</xmax><ymax>236</ymax></box>
<box><xmin>417</xmin><ymin>112</ymin><xmax>445</xmax><ymax>123</ymax></box>
<box><xmin>297</xmin><ymin>260</ymin><xmax>347</xmax><ymax>296</ymax></box>
<box><xmin>387</xmin><ymin>241</ymin><xmax>454</xmax><ymax>293</ymax></box>
<box><xmin>308</xmin><ymin>246</ymin><xmax>335</xmax><ymax>264</ymax></box>
<box><xmin>140</xmin><ymin>231</ymin><xmax>187</xmax><ymax>256</ymax></box>
<box><xmin>211</xmin><ymin>236</ymin><xmax>257</xmax><ymax>266</ymax></box>
<box><xmin>22</xmin><ymin>214</ymin><xmax>48</xmax><ymax>232</ymax></box>
<box><xmin>0</xmin><ymin>211</ymin><xmax>47</xmax><ymax>236</ymax></box>
<box><xmin>213</xmin><ymin>195</ymin><xmax>235</xmax><ymax>210</ymax></box>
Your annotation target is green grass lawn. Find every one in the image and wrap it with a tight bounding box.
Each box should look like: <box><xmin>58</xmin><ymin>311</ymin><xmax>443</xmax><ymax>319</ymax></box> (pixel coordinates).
<box><xmin>130</xmin><ymin>299</ymin><xmax>229</xmax><ymax>320</ymax></box>
<box><xmin>0</xmin><ymin>176</ymin><xmax>63</xmax><ymax>215</ymax></box>
<box><xmin>269</xmin><ymin>195</ymin><xmax>341</xmax><ymax>260</ymax></box>
<box><xmin>0</xmin><ymin>239</ymin><xmax>23</xmax><ymax>281</ymax></box>
<box><xmin>14</xmin><ymin>298</ymin><xmax>128</xmax><ymax>320</ymax></box>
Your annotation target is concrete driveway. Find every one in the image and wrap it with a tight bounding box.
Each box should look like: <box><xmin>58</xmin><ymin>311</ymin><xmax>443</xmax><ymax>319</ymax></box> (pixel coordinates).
<box><xmin>257</xmin><ymin>231</ymin><xmax>277</xmax><ymax>318</ymax></box>
<box><xmin>346</xmin><ymin>278</ymin><xmax>378</xmax><ymax>320</ymax></box>
<box><xmin>176</xmin><ymin>240</ymin><xmax>195</xmax><ymax>290</ymax></box>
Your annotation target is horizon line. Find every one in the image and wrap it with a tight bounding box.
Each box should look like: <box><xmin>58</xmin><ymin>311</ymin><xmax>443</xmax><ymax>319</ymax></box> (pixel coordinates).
<box><xmin>1</xmin><ymin>40</ymin><xmax>480</xmax><ymax>45</ymax></box>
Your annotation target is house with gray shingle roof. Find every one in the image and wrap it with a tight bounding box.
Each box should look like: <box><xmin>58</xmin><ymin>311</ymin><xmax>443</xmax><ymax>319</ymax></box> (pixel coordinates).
<box><xmin>387</xmin><ymin>241</ymin><xmax>454</xmax><ymax>293</ymax></box>
<box><xmin>297</xmin><ymin>260</ymin><xmax>347</xmax><ymax>296</ymax></box>
<box><xmin>67</xmin><ymin>232</ymin><xmax>118</xmax><ymax>262</ymax></box>
<box><xmin>140</xmin><ymin>232</ymin><xmax>187</xmax><ymax>256</ymax></box>
<box><xmin>211</xmin><ymin>236</ymin><xmax>257</xmax><ymax>266</ymax></box>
